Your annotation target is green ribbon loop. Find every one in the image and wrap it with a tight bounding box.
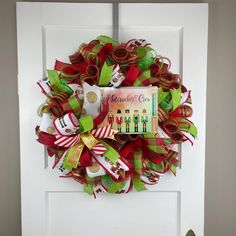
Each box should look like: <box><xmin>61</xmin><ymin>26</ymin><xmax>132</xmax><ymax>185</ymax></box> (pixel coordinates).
<box><xmin>108</xmin><ymin>181</ymin><xmax>125</xmax><ymax>193</ymax></box>
<box><xmin>98</xmin><ymin>62</ymin><xmax>114</xmax><ymax>86</ymax></box>
<box><xmin>79</xmin><ymin>115</ymin><xmax>94</xmax><ymax>133</ymax></box>
<box><xmin>68</xmin><ymin>95</ymin><xmax>82</xmax><ymax>117</ymax></box>
<box><xmin>170</xmin><ymin>164</ymin><xmax>177</xmax><ymax>175</ymax></box>
<box><xmin>96</xmin><ymin>35</ymin><xmax>118</xmax><ymax>46</ymax></box>
<box><xmin>143</xmin><ymin>133</ymin><xmax>158</xmax><ymax>139</ymax></box>
<box><xmin>61</xmin><ymin>80</ymin><xmax>74</xmax><ymax>95</ymax></box>
<box><xmin>133</xmin><ymin>70</ymin><xmax>151</xmax><ymax>86</ymax></box>
<box><xmin>147</xmin><ymin>145</ymin><xmax>167</xmax><ymax>154</ymax></box>
<box><xmin>171</xmin><ymin>88</ymin><xmax>181</xmax><ymax>110</ymax></box>
<box><xmin>159</xmin><ymin>91</ymin><xmax>172</xmax><ymax>112</ymax></box>
<box><xmin>62</xmin><ymin>155</ymin><xmax>73</xmax><ymax>171</ymax></box>
<box><xmin>133</xmin><ymin>176</ymin><xmax>147</xmax><ymax>191</ymax></box>
<box><xmin>158</xmin><ymin>87</ymin><xmax>169</xmax><ymax>104</ymax></box>
<box><xmin>137</xmin><ymin>48</ymin><xmax>155</xmax><ymax>71</ymax></box>
<box><xmin>99</xmin><ymin>140</ymin><xmax>120</xmax><ymax>163</ymax></box>
<box><xmin>84</xmin><ymin>184</ymin><xmax>94</xmax><ymax>195</ymax></box>
<box><xmin>148</xmin><ymin>161</ymin><xmax>165</xmax><ymax>172</ymax></box>
<box><xmin>134</xmin><ymin>150</ymin><xmax>143</xmax><ymax>175</ymax></box>
<box><xmin>102</xmin><ymin>175</ymin><xmax>124</xmax><ymax>193</ymax></box>
<box><xmin>180</xmin><ymin>121</ymin><xmax>198</xmax><ymax>137</ymax></box>
<box><xmin>47</xmin><ymin>70</ymin><xmax>73</xmax><ymax>95</ymax></box>
<box><xmin>135</xmin><ymin>47</ymin><xmax>152</xmax><ymax>58</ymax></box>
<box><xmin>142</xmin><ymin>135</ymin><xmax>168</xmax><ymax>154</ymax></box>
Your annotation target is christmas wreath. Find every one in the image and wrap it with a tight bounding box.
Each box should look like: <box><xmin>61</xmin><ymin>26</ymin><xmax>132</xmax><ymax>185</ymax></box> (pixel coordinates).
<box><xmin>36</xmin><ymin>35</ymin><xmax>197</xmax><ymax>197</ymax></box>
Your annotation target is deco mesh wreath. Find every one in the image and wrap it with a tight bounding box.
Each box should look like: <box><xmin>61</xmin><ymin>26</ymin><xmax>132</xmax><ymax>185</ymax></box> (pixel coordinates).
<box><xmin>36</xmin><ymin>35</ymin><xmax>197</xmax><ymax>197</ymax></box>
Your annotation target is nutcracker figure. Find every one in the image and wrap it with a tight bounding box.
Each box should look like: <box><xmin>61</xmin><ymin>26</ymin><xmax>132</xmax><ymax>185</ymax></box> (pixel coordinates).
<box><xmin>116</xmin><ymin>109</ymin><xmax>123</xmax><ymax>132</ymax></box>
<box><xmin>107</xmin><ymin>110</ymin><xmax>114</xmax><ymax>127</ymax></box>
<box><xmin>141</xmin><ymin>108</ymin><xmax>148</xmax><ymax>132</ymax></box>
<box><xmin>124</xmin><ymin>109</ymin><xmax>131</xmax><ymax>132</ymax></box>
<box><xmin>133</xmin><ymin>109</ymin><xmax>140</xmax><ymax>132</ymax></box>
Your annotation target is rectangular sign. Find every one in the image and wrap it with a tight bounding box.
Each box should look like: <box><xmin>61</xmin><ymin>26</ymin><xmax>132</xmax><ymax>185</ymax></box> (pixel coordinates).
<box><xmin>100</xmin><ymin>86</ymin><xmax>158</xmax><ymax>133</ymax></box>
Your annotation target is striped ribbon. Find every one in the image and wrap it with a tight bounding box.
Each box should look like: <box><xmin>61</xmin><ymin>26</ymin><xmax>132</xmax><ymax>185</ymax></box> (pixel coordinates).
<box><xmin>110</xmin><ymin>64</ymin><xmax>125</xmax><ymax>87</ymax></box>
<box><xmin>92</xmin><ymin>143</ymin><xmax>107</xmax><ymax>156</ymax></box>
<box><xmin>55</xmin><ymin>134</ymin><xmax>81</xmax><ymax>148</ymax></box>
<box><xmin>91</xmin><ymin>124</ymin><xmax>116</xmax><ymax>138</ymax></box>
<box><xmin>47</xmin><ymin>92</ymin><xmax>70</xmax><ymax>105</ymax></box>
<box><xmin>54</xmin><ymin>124</ymin><xmax>117</xmax><ymax>156</ymax></box>
<box><xmin>125</xmin><ymin>39</ymin><xmax>150</xmax><ymax>49</ymax></box>
<box><xmin>158</xmin><ymin>106</ymin><xmax>169</xmax><ymax>123</ymax></box>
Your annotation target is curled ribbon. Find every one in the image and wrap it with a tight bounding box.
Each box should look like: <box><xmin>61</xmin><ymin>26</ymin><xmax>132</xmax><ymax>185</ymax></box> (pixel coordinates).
<box><xmin>110</xmin><ymin>45</ymin><xmax>137</xmax><ymax>66</ymax></box>
<box><xmin>112</xmin><ymin>46</ymin><xmax>129</xmax><ymax>63</ymax></box>
<box><xmin>80</xmin><ymin>64</ymin><xmax>99</xmax><ymax>85</ymax></box>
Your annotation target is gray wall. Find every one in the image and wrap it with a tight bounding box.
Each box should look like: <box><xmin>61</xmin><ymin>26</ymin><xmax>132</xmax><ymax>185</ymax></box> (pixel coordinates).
<box><xmin>0</xmin><ymin>0</ymin><xmax>235</xmax><ymax>235</ymax></box>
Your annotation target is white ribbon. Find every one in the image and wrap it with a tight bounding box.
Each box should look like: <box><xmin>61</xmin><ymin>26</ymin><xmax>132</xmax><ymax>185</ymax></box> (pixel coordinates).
<box><xmin>53</xmin><ymin>112</ymin><xmax>79</xmax><ymax>136</ymax></box>
<box><xmin>82</xmin><ymin>82</ymin><xmax>101</xmax><ymax>117</ymax></box>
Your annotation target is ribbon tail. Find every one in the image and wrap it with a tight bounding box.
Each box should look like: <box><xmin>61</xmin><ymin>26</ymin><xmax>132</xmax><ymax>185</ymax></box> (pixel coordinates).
<box><xmin>63</xmin><ymin>142</ymin><xmax>84</xmax><ymax>171</ymax></box>
<box><xmin>92</xmin><ymin>142</ymin><xmax>106</xmax><ymax>156</ymax></box>
<box><xmin>91</xmin><ymin>124</ymin><xmax>117</xmax><ymax>139</ymax></box>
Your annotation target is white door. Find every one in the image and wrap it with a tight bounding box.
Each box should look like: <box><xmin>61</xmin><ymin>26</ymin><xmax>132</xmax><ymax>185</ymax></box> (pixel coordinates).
<box><xmin>17</xmin><ymin>3</ymin><xmax>208</xmax><ymax>236</ymax></box>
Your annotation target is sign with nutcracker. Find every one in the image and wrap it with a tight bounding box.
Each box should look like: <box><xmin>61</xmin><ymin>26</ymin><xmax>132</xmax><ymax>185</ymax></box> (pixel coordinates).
<box><xmin>100</xmin><ymin>87</ymin><xmax>158</xmax><ymax>133</ymax></box>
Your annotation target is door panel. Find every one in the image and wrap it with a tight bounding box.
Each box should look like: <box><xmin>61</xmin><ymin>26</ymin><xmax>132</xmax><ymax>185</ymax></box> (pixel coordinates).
<box><xmin>17</xmin><ymin>3</ymin><xmax>208</xmax><ymax>236</ymax></box>
<box><xmin>43</xmin><ymin>26</ymin><xmax>112</xmax><ymax>71</ymax></box>
<box><xmin>47</xmin><ymin>192</ymin><xmax>179</xmax><ymax>236</ymax></box>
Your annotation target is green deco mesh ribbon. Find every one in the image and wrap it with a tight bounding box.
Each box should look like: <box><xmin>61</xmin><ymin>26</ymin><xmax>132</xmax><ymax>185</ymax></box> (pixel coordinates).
<box><xmin>96</xmin><ymin>35</ymin><xmax>119</xmax><ymax>46</ymax></box>
<box><xmin>47</xmin><ymin>70</ymin><xmax>73</xmax><ymax>95</ymax></box>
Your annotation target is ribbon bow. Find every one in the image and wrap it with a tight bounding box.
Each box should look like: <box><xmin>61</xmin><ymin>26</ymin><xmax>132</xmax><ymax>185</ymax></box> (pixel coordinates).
<box><xmin>54</xmin><ymin>118</ymin><xmax>117</xmax><ymax>171</ymax></box>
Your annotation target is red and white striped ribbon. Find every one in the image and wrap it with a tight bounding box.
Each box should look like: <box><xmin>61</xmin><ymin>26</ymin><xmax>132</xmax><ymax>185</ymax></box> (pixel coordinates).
<box><xmin>54</xmin><ymin>124</ymin><xmax>116</xmax><ymax>150</ymax></box>
<box><xmin>181</xmin><ymin>91</ymin><xmax>192</xmax><ymax>105</ymax></box>
<box><xmin>54</xmin><ymin>134</ymin><xmax>80</xmax><ymax>148</ymax></box>
<box><xmin>125</xmin><ymin>39</ymin><xmax>150</xmax><ymax>49</ymax></box>
<box><xmin>91</xmin><ymin>124</ymin><xmax>117</xmax><ymax>138</ymax></box>
<box><xmin>92</xmin><ymin>142</ymin><xmax>106</xmax><ymax>156</ymax></box>
<box><xmin>37</xmin><ymin>78</ymin><xmax>52</xmax><ymax>95</ymax></box>
<box><xmin>141</xmin><ymin>172</ymin><xmax>159</xmax><ymax>185</ymax></box>
<box><xmin>110</xmin><ymin>64</ymin><xmax>125</xmax><ymax>87</ymax></box>
<box><xmin>92</xmin><ymin>154</ymin><xmax>129</xmax><ymax>180</ymax></box>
